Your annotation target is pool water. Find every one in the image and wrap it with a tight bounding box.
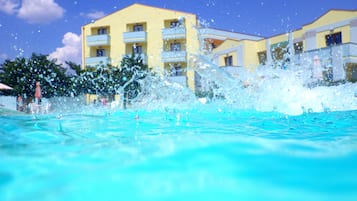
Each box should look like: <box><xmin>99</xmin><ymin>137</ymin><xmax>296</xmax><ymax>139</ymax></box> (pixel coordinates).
<box><xmin>1</xmin><ymin>106</ymin><xmax>357</xmax><ymax>201</ymax></box>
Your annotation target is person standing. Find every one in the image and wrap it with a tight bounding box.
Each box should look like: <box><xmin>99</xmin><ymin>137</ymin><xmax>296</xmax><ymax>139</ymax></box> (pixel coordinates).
<box><xmin>17</xmin><ymin>94</ymin><xmax>23</xmax><ymax>111</ymax></box>
<box><xmin>35</xmin><ymin>81</ymin><xmax>42</xmax><ymax>105</ymax></box>
<box><xmin>311</xmin><ymin>55</ymin><xmax>324</xmax><ymax>80</ymax></box>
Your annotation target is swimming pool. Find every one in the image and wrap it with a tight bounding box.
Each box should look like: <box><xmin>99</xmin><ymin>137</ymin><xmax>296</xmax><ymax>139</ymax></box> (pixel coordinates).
<box><xmin>1</xmin><ymin>105</ymin><xmax>357</xmax><ymax>201</ymax></box>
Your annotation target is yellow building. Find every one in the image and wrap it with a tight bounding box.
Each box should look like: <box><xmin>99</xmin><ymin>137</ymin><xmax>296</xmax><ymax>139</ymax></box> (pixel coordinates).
<box><xmin>212</xmin><ymin>9</ymin><xmax>357</xmax><ymax>82</ymax></box>
<box><xmin>82</xmin><ymin>3</ymin><xmax>203</xmax><ymax>91</ymax></box>
<box><xmin>81</xmin><ymin>3</ymin><xmax>263</xmax><ymax>92</ymax></box>
<box><xmin>82</xmin><ymin>5</ymin><xmax>357</xmax><ymax>96</ymax></box>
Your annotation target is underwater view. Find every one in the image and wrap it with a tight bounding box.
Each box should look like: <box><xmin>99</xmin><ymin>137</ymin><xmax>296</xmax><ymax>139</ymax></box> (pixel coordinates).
<box><xmin>1</xmin><ymin>0</ymin><xmax>357</xmax><ymax>201</ymax></box>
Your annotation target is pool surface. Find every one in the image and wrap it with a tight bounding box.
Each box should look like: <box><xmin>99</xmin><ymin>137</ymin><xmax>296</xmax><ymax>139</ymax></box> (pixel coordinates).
<box><xmin>1</xmin><ymin>106</ymin><xmax>357</xmax><ymax>201</ymax></box>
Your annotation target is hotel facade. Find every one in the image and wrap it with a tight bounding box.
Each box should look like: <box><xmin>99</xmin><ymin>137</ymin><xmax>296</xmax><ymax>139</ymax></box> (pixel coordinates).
<box><xmin>212</xmin><ymin>9</ymin><xmax>357</xmax><ymax>83</ymax></box>
<box><xmin>81</xmin><ymin>4</ymin><xmax>357</xmax><ymax>92</ymax></box>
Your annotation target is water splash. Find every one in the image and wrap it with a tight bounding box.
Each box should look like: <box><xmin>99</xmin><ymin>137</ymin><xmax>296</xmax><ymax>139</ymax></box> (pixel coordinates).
<box><xmin>187</xmin><ymin>54</ymin><xmax>357</xmax><ymax>115</ymax></box>
<box><xmin>38</xmin><ymin>52</ymin><xmax>356</xmax><ymax>117</ymax></box>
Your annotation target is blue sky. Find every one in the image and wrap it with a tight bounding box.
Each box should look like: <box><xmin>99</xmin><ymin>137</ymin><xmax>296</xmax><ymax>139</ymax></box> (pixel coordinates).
<box><xmin>0</xmin><ymin>0</ymin><xmax>356</xmax><ymax>65</ymax></box>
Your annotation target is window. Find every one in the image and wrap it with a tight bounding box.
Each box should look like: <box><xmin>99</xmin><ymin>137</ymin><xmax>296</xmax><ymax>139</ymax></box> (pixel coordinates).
<box><xmin>325</xmin><ymin>32</ymin><xmax>342</xmax><ymax>46</ymax></box>
<box><xmin>171</xmin><ymin>63</ymin><xmax>183</xmax><ymax>76</ymax></box>
<box><xmin>133</xmin><ymin>24</ymin><xmax>143</xmax><ymax>32</ymax></box>
<box><xmin>96</xmin><ymin>49</ymin><xmax>105</xmax><ymax>57</ymax></box>
<box><xmin>224</xmin><ymin>55</ymin><xmax>233</xmax><ymax>66</ymax></box>
<box><xmin>271</xmin><ymin>41</ymin><xmax>288</xmax><ymax>61</ymax></box>
<box><xmin>294</xmin><ymin>41</ymin><xmax>303</xmax><ymax>54</ymax></box>
<box><xmin>132</xmin><ymin>44</ymin><xmax>143</xmax><ymax>54</ymax></box>
<box><xmin>272</xmin><ymin>46</ymin><xmax>285</xmax><ymax>61</ymax></box>
<box><xmin>170</xmin><ymin>21</ymin><xmax>180</xmax><ymax>28</ymax></box>
<box><xmin>170</xmin><ymin>42</ymin><xmax>181</xmax><ymax>51</ymax></box>
<box><xmin>97</xmin><ymin>28</ymin><xmax>107</xmax><ymax>35</ymax></box>
<box><xmin>205</xmin><ymin>42</ymin><xmax>216</xmax><ymax>52</ymax></box>
<box><xmin>257</xmin><ymin>51</ymin><xmax>267</xmax><ymax>65</ymax></box>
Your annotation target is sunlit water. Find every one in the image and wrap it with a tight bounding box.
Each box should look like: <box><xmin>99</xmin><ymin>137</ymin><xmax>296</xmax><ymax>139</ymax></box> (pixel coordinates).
<box><xmin>1</xmin><ymin>105</ymin><xmax>357</xmax><ymax>201</ymax></box>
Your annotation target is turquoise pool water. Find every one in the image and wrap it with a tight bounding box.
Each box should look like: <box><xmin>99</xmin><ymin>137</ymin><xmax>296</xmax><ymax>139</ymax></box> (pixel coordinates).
<box><xmin>1</xmin><ymin>106</ymin><xmax>357</xmax><ymax>201</ymax></box>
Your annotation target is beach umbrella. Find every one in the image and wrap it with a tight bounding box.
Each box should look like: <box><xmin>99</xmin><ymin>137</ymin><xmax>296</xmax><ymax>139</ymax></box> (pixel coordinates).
<box><xmin>0</xmin><ymin>83</ymin><xmax>13</xmax><ymax>90</ymax></box>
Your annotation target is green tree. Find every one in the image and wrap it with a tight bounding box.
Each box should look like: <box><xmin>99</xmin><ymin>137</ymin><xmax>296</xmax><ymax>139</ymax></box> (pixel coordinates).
<box><xmin>120</xmin><ymin>53</ymin><xmax>148</xmax><ymax>103</ymax></box>
<box><xmin>78</xmin><ymin>64</ymin><xmax>115</xmax><ymax>95</ymax></box>
<box><xmin>0</xmin><ymin>53</ymin><xmax>73</xmax><ymax>99</ymax></box>
<box><xmin>78</xmin><ymin>54</ymin><xmax>148</xmax><ymax>107</ymax></box>
<box><xmin>66</xmin><ymin>61</ymin><xmax>82</xmax><ymax>75</ymax></box>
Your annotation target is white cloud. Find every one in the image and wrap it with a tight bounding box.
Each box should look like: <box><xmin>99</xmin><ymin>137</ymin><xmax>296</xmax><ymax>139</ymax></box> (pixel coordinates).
<box><xmin>17</xmin><ymin>0</ymin><xmax>65</xmax><ymax>24</ymax></box>
<box><xmin>81</xmin><ymin>11</ymin><xmax>106</xmax><ymax>20</ymax></box>
<box><xmin>0</xmin><ymin>53</ymin><xmax>9</xmax><ymax>60</ymax></box>
<box><xmin>48</xmin><ymin>32</ymin><xmax>81</xmax><ymax>67</ymax></box>
<box><xmin>86</xmin><ymin>11</ymin><xmax>105</xmax><ymax>19</ymax></box>
<box><xmin>0</xmin><ymin>0</ymin><xmax>19</xmax><ymax>15</ymax></box>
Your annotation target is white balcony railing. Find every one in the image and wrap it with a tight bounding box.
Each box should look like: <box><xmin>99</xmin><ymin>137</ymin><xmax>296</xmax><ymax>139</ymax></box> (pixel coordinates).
<box><xmin>162</xmin><ymin>27</ymin><xmax>186</xmax><ymax>40</ymax></box>
<box><xmin>123</xmin><ymin>31</ymin><xmax>147</xmax><ymax>43</ymax></box>
<box><xmin>85</xmin><ymin>56</ymin><xmax>110</xmax><ymax>67</ymax></box>
<box><xmin>342</xmin><ymin>43</ymin><xmax>357</xmax><ymax>62</ymax></box>
<box><xmin>161</xmin><ymin>51</ymin><xmax>187</xmax><ymax>62</ymax></box>
<box><xmin>289</xmin><ymin>43</ymin><xmax>357</xmax><ymax>81</ymax></box>
<box><xmin>86</xmin><ymin>34</ymin><xmax>110</xmax><ymax>46</ymax></box>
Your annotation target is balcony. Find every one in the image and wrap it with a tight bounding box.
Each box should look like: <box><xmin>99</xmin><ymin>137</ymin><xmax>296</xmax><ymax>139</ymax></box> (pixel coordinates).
<box><xmin>85</xmin><ymin>56</ymin><xmax>110</xmax><ymax>67</ymax></box>
<box><xmin>292</xmin><ymin>43</ymin><xmax>357</xmax><ymax>64</ymax></box>
<box><xmin>161</xmin><ymin>51</ymin><xmax>187</xmax><ymax>62</ymax></box>
<box><xmin>86</xmin><ymin>34</ymin><xmax>110</xmax><ymax>46</ymax></box>
<box><xmin>290</xmin><ymin>43</ymin><xmax>357</xmax><ymax>81</ymax></box>
<box><xmin>123</xmin><ymin>31</ymin><xmax>147</xmax><ymax>43</ymax></box>
<box><xmin>342</xmin><ymin>43</ymin><xmax>357</xmax><ymax>63</ymax></box>
<box><xmin>162</xmin><ymin>27</ymin><xmax>186</xmax><ymax>40</ymax></box>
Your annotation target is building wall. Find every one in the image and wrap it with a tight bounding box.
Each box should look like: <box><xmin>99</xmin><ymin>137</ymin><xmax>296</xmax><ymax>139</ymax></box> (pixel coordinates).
<box><xmin>212</xmin><ymin>40</ymin><xmax>241</xmax><ymax>67</ymax></box>
<box><xmin>351</xmin><ymin>19</ymin><xmax>357</xmax><ymax>43</ymax></box>
<box><xmin>83</xmin><ymin>4</ymin><xmax>199</xmax><ymax>67</ymax></box>
<box><xmin>239</xmin><ymin>10</ymin><xmax>356</xmax><ymax>70</ymax></box>
<box><xmin>303</xmin><ymin>10</ymin><xmax>357</xmax><ymax>32</ymax></box>
<box><xmin>242</xmin><ymin>40</ymin><xmax>260</xmax><ymax>70</ymax></box>
<box><xmin>82</xmin><ymin>4</ymin><xmax>200</xmax><ymax>90</ymax></box>
<box><xmin>212</xmin><ymin>39</ymin><xmax>267</xmax><ymax>71</ymax></box>
<box><xmin>292</xmin><ymin>29</ymin><xmax>304</xmax><ymax>42</ymax></box>
<box><xmin>269</xmin><ymin>34</ymin><xmax>289</xmax><ymax>46</ymax></box>
<box><xmin>255</xmin><ymin>40</ymin><xmax>266</xmax><ymax>53</ymax></box>
<box><xmin>316</xmin><ymin>25</ymin><xmax>350</xmax><ymax>49</ymax></box>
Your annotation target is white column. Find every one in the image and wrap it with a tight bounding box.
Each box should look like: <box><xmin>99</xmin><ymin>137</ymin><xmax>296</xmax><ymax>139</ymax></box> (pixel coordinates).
<box><xmin>236</xmin><ymin>45</ymin><xmax>244</xmax><ymax>67</ymax></box>
<box><xmin>350</xmin><ymin>19</ymin><xmax>357</xmax><ymax>43</ymax></box>
<box><xmin>332</xmin><ymin>46</ymin><xmax>345</xmax><ymax>81</ymax></box>
<box><xmin>304</xmin><ymin>31</ymin><xmax>317</xmax><ymax>51</ymax></box>
<box><xmin>288</xmin><ymin>32</ymin><xmax>294</xmax><ymax>55</ymax></box>
<box><xmin>266</xmin><ymin>39</ymin><xmax>272</xmax><ymax>65</ymax></box>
